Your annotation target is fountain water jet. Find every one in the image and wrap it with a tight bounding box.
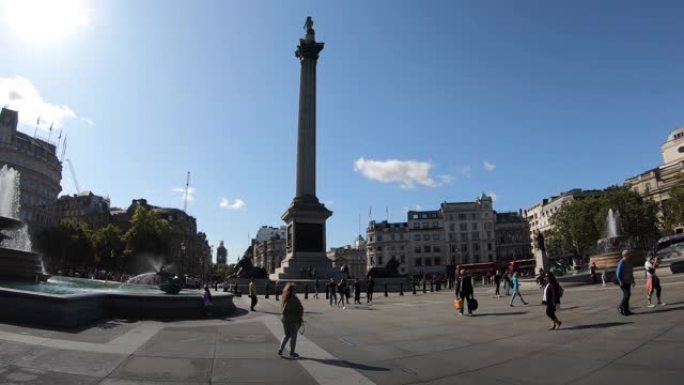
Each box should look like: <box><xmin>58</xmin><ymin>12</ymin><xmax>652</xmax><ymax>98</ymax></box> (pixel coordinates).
<box><xmin>589</xmin><ymin>209</ymin><xmax>644</xmax><ymax>270</ymax></box>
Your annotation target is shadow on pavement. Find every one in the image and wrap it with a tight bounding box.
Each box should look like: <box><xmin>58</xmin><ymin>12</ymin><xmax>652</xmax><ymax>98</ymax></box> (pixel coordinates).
<box><xmin>473</xmin><ymin>311</ymin><xmax>527</xmax><ymax>317</ymax></box>
<box><xmin>299</xmin><ymin>357</ymin><xmax>390</xmax><ymax>371</ymax></box>
<box><xmin>561</xmin><ymin>321</ymin><xmax>632</xmax><ymax>330</ymax></box>
<box><xmin>630</xmin><ymin>305</ymin><xmax>684</xmax><ymax>316</ymax></box>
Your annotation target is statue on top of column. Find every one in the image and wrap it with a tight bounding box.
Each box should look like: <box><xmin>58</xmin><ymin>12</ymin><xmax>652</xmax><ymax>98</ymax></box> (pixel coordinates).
<box><xmin>304</xmin><ymin>16</ymin><xmax>315</xmax><ymax>40</ymax></box>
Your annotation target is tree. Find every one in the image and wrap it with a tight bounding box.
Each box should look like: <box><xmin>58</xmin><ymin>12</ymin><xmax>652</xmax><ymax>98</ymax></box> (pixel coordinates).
<box><xmin>122</xmin><ymin>207</ymin><xmax>171</xmax><ymax>272</ymax></box>
<box><xmin>35</xmin><ymin>218</ymin><xmax>94</xmax><ymax>273</ymax></box>
<box><xmin>597</xmin><ymin>186</ymin><xmax>660</xmax><ymax>250</ymax></box>
<box><xmin>546</xmin><ymin>197</ymin><xmax>602</xmax><ymax>259</ymax></box>
<box><xmin>662</xmin><ymin>178</ymin><xmax>684</xmax><ymax>234</ymax></box>
<box><xmin>91</xmin><ymin>224</ymin><xmax>125</xmax><ymax>272</ymax></box>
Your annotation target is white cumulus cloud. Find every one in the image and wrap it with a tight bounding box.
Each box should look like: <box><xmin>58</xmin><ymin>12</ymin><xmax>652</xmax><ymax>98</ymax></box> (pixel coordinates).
<box><xmin>220</xmin><ymin>198</ymin><xmax>245</xmax><ymax>210</ymax></box>
<box><xmin>484</xmin><ymin>161</ymin><xmax>496</xmax><ymax>172</ymax></box>
<box><xmin>173</xmin><ymin>187</ymin><xmax>195</xmax><ymax>202</ymax></box>
<box><xmin>0</xmin><ymin>76</ymin><xmax>80</xmax><ymax>130</ymax></box>
<box><xmin>488</xmin><ymin>192</ymin><xmax>498</xmax><ymax>202</ymax></box>
<box><xmin>459</xmin><ymin>165</ymin><xmax>472</xmax><ymax>178</ymax></box>
<box><xmin>354</xmin><ymin>157</ymin><xmax>450</xmax><ymax>189</ymax></box>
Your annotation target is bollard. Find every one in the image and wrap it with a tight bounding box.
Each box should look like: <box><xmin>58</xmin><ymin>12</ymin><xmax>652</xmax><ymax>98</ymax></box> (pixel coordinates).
<box><xmin>400</xmin><ymin>283</ymin><xmax>404</xmax><ymax>296</ymax></box>
<box><xmin>422</xmin><ymin>280</ymin><xmax>426</xmax><ymax>293</ymax></box>
<box><xmin>384</xmin><ymin>283</ymin><xmax>388</xmax><ymax>297</ymax></box>
<box><xmin>430</xmin><ymin>280</ymin><xmax>434</xmax><ymax>292</ymax></box>
<box><xmin>265</xmin><ymin>282</ymin><xmax>270</xmax><ymax>299</ymax></box>
<box><xmin>325</xmin><ymin>285</ymin><xmax>329</xmax><ymax>300</ymax></box>
<box><xmin>304</xmin><ymin>284</ymin><xmax>309</xmax><ymax>299</ymax></box>
<box><xmin>412</xmin><ymin>282</ymin><xmax>417</xmax><ymax>295</ymax></box>
<box><xmin>436</xmin><ymin>280</ymin><xmax>441</xmax><ymax>291</ymax></box>
<box><xmin>275</xmin><ymin>288</ymin><xmax>280</xmax><ymax>301</ymax></box>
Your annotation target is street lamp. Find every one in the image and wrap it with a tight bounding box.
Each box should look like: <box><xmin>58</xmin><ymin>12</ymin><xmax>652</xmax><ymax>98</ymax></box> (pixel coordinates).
<box><xmin>180</xmin><ymin>240</ymin><xmax>186</xmax><ymax>275</ymax></box>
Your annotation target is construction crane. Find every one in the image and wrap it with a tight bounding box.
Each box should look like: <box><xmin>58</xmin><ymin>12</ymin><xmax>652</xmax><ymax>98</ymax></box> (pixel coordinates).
<box><xmin>183</xmin><ymin>171</ymin><xmax>190</xmax><ymax>212</ymax></box>
<box><xmin>65</xmin><ymin>158</ymin><xmax>81</xmax><ymax>194</ymax></box>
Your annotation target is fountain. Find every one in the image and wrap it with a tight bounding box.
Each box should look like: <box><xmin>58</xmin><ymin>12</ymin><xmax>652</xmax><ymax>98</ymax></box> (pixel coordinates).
<box><xmin>0</xmin><ymin>166</ymin><xmax>234</xmax><ymax>327</ymax></box>
<box><xmin>589</xmin><ymin>209</ymin><xmax>644</xmax><ymax>270</ymax></box>
<box><xmin>0</xmin><ymin>166</ymin><xmax>49</xmax><ymax>282</ymax></box>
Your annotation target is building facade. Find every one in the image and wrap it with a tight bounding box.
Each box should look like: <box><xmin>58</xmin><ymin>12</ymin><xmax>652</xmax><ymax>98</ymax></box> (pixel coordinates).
<box><xmin>327</xmin><ymin>235</ymin><xmax>367</xmax><ymax>278</ymax></box>
<box><xmin>0</xmin><ymin>107</ymin><xmax>62</xmax><ymax>235</ymax></box>
<box><xmin>495</xmin><ymin>211</ymin><xmax>533</xmax><ymax>262</ymax></box>
<box><xmin>366</xmin><ymin>194</ymin><xmax>497</xmax><ymax>277</ymax></box>
<box><xmin>625</xmin><ymin>126</ymin><xmax>684</xmax><ymax>232</ymax></box>
<box><xmin>55</xmin><ymin>191</ymin><xmax>111</xmax><ymax>229</ymax></box>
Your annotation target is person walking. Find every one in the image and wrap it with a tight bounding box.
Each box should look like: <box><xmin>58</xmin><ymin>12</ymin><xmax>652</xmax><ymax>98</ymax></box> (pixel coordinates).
<box><xmin>509</xmin><ymin>272</ymin><xmax>528</xmax><ymax>306</ymax></box>
<box><xmin>248</xmin><ymin>278</ymin><xmax>258</xmax><ymax>311</ymax></box>
<box><xmin>503</xmin><ymin>272</ymin><xmax>512</xmax><ymax>296</ymax></box>
<box><xmin>328</xmin><ymin>278</ymin><xmax>337</xmax><ymax>306</ymax></box>
<box><xmin>645</xmin><ymin>253</ymin><xmax>665</xmax><ymax>308</ymax></box>
<box><xmin>313</xmin><ymin>278</ymin><xmax>319</xmax><ymax>299</ymax></box>
<box><xmin>494</xmin><ymin>270</ymin><xmax>502</xmax><ymax>298</ymax></box>
<box><xmin>616</xmin><ymin>250</ymin><xmax>635</xmax><ymax>315</ymax></box>
<box><xmin>590</xmin><ymin>262</ymin><xmax>598</xmax><ymax>284</ymax></box>
<box><xmin>337</xmin><ymin>278</ymin><xmax>347</xmax><ymax>308</ymax></box>
<box><xmin>366</xmin><ymin>276</ymin><xmax>375</xmax><ymax>304</ymax></box>
<box><xmin>543</xmin><ymin>273</ymin><xmax>562</xmax><ymax>330</ymax></box>
<box><xmin>203</xmin><ymin>285</ymin><xmax>213</xmax><ymax>315</ymax></box>
<box><xmin>354</xmin><ymin>278</ymin><xmax>361</xmax><ymax>304</ymax></box>
<box><xmin>457</xmin><ymin>269</ymin><xmax>474</xmax><ymax>316</ymax></box>
<box><xmin>278</xmin><ymin>283</ymin><xmax>304</xmax><ymax>359</ymax></box>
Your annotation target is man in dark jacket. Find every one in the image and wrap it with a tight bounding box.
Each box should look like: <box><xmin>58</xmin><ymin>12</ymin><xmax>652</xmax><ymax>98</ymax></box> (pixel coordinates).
<box><xmin>353</xmin><ymin>278</ymin><xmax>361</xmax><ymax>304</ymax></box>
<box><xmin>458</xmin><ymin>269</ymin><xmax>474</xmax><ymax>316</ymax></box>
<box><xmin>366</xmin><ymin>276</ymin><xmax>375</xmax><ymax>304</ymax></box>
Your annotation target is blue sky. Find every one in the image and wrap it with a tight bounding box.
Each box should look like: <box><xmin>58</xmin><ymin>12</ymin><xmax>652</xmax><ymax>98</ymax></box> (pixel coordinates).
<box><xmin>1</xmin><ymin>0</ymin><xmax>683</xmax><ymax>263</ymax></box>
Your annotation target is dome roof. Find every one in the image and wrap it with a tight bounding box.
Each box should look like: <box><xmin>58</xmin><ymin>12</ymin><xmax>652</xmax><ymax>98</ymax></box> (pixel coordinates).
<box><xmin>667</xmin><ymin>126</ymin><xmax>684</xmax><ymax>142</ymax></box>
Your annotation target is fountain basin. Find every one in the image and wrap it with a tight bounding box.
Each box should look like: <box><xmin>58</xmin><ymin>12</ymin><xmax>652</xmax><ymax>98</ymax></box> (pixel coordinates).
<box><xmin>0</xmin><ymin>277</ymin><xmax>236</xmax><ymax>328</ymax></box>
<box><xmin>589</xmin><ymin>249</ymin><xmax>646</xmax><ymax>271</ymax></box>
<box><xmin>0</xmin><ymin>216</ymin><xmax>23</xmax><ymax>231</ymax></box>
<box><xmin>0</xmin><ymin>247</ymin><xmax>49</xmax><ymax>282</ymax></box>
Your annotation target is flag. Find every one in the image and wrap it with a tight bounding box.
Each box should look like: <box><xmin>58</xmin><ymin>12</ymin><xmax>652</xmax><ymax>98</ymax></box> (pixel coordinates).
<box><xmin>369</xmin><ymin>207</ymin><xmax>372</xmax><ymax>220</ymax></box>
<box><xmin>49</xmin><ymin>122</ymin><xmax>53</xmax><ymax>132</ymax></box>
<box><xmin>57</xmin><ymin>128</ymin><xmax>62</xmax><ymax>140</ymax></box>
<box><xmin>36</xmin><ymin>116</ymin><xmax>41</xmax><ymax>126</ymax></box>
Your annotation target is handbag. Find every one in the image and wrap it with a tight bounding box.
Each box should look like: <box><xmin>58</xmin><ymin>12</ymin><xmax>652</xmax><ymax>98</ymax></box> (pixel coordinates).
<box><xmin>453</xmin><ymin>298</ymin><xmax>463</xmax><ymax>310</ymax></box>
<box><xmin>468</xmin><ymin>298</ymin><xmax>479</xmax><ymax>312</ymax></box>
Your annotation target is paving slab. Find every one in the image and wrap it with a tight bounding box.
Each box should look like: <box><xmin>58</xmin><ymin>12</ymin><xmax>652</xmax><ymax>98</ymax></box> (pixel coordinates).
<box><xmin>0</xmin><ymin>365</ymin><xmax>100</xmax><ymax>385</ymax></box>
<box><xmin>108</xmin><ymin>356</ymin><xmax>212</xmax><ymax>383</ymax></box>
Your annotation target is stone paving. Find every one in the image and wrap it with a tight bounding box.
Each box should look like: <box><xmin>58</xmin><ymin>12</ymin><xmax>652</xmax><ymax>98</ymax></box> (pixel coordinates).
<box><xmin>0</xmin><ymin>271</ymin><xmax>683</xmax><ymax>385</ymax></box>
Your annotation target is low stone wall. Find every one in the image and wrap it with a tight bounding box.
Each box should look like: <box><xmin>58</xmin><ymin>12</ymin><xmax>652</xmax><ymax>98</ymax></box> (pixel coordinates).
<box><xmin>0</xmin><ymin>287</ymin><xmax>236</xmax><ymax>328</ymax></box>
<box><xmin>225</xmin><ymin>277</ymin><xmax>450</xmax><ymax>296</ymax></box>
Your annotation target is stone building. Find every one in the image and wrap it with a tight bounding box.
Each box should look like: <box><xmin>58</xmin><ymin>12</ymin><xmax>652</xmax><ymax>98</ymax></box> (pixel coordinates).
<box><xmin>495</xmin><ymin>211</ymin><xmax>533</xmax><ymax>262</ymax></box>
<box><xmin>55</xmin><ymin>191</ymin><xmax>111</xmax><ymax>228</ymax></box>
<box><xmin>216</xmin><ymin>241</ymin><xmax>228</xmax><ymax>265</ymax></box>
<box><xmin>327</xmin><ymin>235</ymin><xmax>367</xmax><ymax>278</ymax></box>
<box><xmin>625</xmin><ymin>126</ymin><xmax>684</xmax><ymax>232</ymax></box>
<box><xmin>0</xmin><ymin>107</ymin><xmax>62</xmax><ymax>235</ymax></box>
<box><xmin>366</xmin><ymin>194</ymin><xmax>496</xmax><ymax>277</ymax></box>
<box><xmin>252</xmin><ymin>235</ymin><xmax>286</xmax><ymax>275</ymax></box>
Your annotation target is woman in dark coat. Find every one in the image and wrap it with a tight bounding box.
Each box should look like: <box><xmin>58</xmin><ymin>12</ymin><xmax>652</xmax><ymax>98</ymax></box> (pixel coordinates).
<box><xmin>543</xmin><ymin>273</ymin><xmax>562</xmax><ymax>330</ymax></box>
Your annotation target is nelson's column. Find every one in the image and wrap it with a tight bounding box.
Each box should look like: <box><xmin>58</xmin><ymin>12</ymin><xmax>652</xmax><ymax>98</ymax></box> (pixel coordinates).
<box><xmin>271</xmin><ymin>17</ymin><xmax>335</xmax><ymax>280</ymax></box>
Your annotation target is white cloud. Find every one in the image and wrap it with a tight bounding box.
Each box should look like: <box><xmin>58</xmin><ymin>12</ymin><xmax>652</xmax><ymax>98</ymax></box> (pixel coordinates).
<box><xmin>354</xmin><ymin>157</ymin><xmax>450</xmax><ymax>189</ymax></box>
<box><xmin>80</xmin><ymin>116</ymin><xmax>94</xmax><ymax>125</ymax></box>
<box><xmin>459</xmin><ymin>165</ymin><xmax>472</xmax><ymax>178</ymax></box>
<box><xmin>0</xmin><ymin>76</ymin><xmax>79</xmax><ymax>130</ymax></box>
<box><xmin>488</xmin><ymin>192</ymin><xmax>498</xmax><ymax>202</ymax></box>
<box><xmin>220</xmin><ymin>198</ymin><xmax>245</xmax><ymax>210</ymax></box>
<box><xmin>173</xmin><ymin>187</ymin><xmax>195</xmax><ymax>202</ymax></box>
<box><xmin>438</xmin><ymin>175</ymin><xmax>453</xmax><ymax>184</ymax></box>
<box><xmin>484</xmin><ymin>161</ymin><xmax>496</xmax><ymax>172</ymax></box>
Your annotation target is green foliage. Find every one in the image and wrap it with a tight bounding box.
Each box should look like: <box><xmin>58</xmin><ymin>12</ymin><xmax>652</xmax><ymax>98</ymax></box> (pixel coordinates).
<box><xmin>546</xmin><ymin>186</ymin><xmax>661</xmax><ymax>258</ymax></box>
<box><xmin>35</xmin><ymin>218</ymin><xmax>93</xmax><ymax>272</ymax></box>
<box><xmin>122</xmin><ymin>207</ymin><xmax>171</xmax><ymax>269</ymax></box>
<box><xmin>662</xmin><ymin>178</ymin><xmax>684</xmax><ymax>234</ymax></box>
<box><xmin>210</xmin><ymin>263</ymin><xmax>234</xmax><ymax>281</ymax></box>
<box><xmin>91</xmin><ymin>224</ymin><xmax>125</xmax><ymax>272</ymax></box>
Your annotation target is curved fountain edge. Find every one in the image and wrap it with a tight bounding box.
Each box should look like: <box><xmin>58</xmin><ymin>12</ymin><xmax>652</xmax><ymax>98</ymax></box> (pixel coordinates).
<box><xmin>0</xmin><ymin>286</ymin><xmax>237</xmax><ymax>328</ymax></box>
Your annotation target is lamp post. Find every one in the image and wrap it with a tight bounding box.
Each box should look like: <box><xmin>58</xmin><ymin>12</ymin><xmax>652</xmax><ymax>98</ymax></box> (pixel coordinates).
<box><xmin>180</xmin><ymin>241</ymin><xmax>186</xmax><ymax>275</ymax></box>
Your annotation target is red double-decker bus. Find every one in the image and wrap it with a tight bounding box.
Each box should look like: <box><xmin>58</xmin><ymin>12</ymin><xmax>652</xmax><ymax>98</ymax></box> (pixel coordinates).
<box><xmin>454</xmin><ymin>262</ymin><xmax>497</xmax><ymax>277</ymax></box>
<box><xmin>507</xmin><ymin>259</ymin><xmax>536</xmax><ymax>276</ymax></box>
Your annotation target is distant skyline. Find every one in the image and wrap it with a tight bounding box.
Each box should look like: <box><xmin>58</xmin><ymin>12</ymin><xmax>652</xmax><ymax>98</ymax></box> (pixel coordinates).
<box><xmin>1</xmin><ymin>0</ymin><xmax>683</xmax><ymax>263</ymax></box>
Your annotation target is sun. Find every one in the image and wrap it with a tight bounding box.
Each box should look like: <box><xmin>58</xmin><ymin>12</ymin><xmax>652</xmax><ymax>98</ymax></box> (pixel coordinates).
<box><xmin>2</xmin><ymin>0</ymin><xmax>91</xmax><ymax>44</ymax></box>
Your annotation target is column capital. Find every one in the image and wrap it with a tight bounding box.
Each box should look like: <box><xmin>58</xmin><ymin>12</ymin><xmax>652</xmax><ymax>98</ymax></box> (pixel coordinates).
<box><xmin>295</xmin><ymin>39</ymin><xmax>324</xmax><ymax>61</ymax></box>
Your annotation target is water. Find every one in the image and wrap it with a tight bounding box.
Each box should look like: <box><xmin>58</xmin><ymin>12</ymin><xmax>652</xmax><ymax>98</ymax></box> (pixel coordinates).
<box><xmin>0</xmin><ymin>165</ymin><xmax>32</xmax><ymax>252</ymax></box>
<box><xmin>606</xmin><ymin>208</ymin><xmax>620</xmax><ymax>239</ymax></box>
<box><xmin>1</xmin><ymin>276</ymin><xmax>202</xmax><ymax>296</ymax></box>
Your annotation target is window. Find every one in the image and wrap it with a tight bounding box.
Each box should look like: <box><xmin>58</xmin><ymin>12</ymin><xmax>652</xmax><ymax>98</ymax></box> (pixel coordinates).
<box><xmin>460</xmin><ymin>232</ymin><xmax>468</xmax><ymax>242</ymax></box>
<box><xmin>473</xmin><ymin>254</ymin><xmax>480</xmax><ymax>263</ymax></box>
<box><xmin>400</xmin><ymin>245</ymin><xmax>404</xmax><ymax>251</ymax></box>
<box><xmin>460</xmin><ymin>223</ymin><xmax>468</xmax><ymax>231</ymax></box>
<box><xmin>411</xmin><ymin>214</ymin><xmax>419</xmax><ymax>219</ymax></box>
<box><xmin>400</xmin><ymin>234</ymin><xmax>404</xmax><ymax>240</ymax></box>
<box><xmin>458</xmin><ymin>213</ymin><xmax>467</xmax><ymax>220</ymax></box>
<box><xmin>645</xmin><ymin>183</ymin><xmax>651</xmax><ymax>193</ymax></box>
<box><xmin>450</xmin><ymin>244</ymin><xmax>456</xmax><ymax>253</ymax></box>
<box><xmin>471</xmin><ymin>213</ymin><xmax>479</xmax><ymax>219</ymax></box>
<box><xmin>461</xmin><ymin>244</ymin><xmax>468</xmax><ymax>252</ymax></box>
<box><xmin>413</xmin><ymin>222</ymin><xmax>420</xmax><ymax>228</ymax></box>
<box><xmin>425</xmin><ymin>258</ymin><xmax>432</xmax><ymax>266</ymax></box>
<box><xmin>378</xmin><ymin>256</ymin><xmax>384</xmax><ymax>265</ymax></box>
<box><xmin>391</xmin><ymin>234</ymin><xmax>396</xmax><ymax>240</ymax></box>
<box><xmin>424</xmin><ymin>245</ymin><xmax>431</xmax><ymax>253</ymax></box>
<box><xmin>422</xmin><ymin>222</ymin><xmax>429</xmax><ymax>228</ymax></box>
<box><xmin>434</xmin><ymin>245</ymin><xmax>441</xmax><ymax>252</ymax></box>
<box><xmin>377</xmin><ymin>235</ymin><xmax>383</xmax><ymax>242</ymax></box>
<box><xmin>449</xmin><ymin>224</ymin><xmax>455</xmax><ymax>231</ymax></box>
<box><xmin>414</xmin><ymin>234</ymin><xmax>421</xmax><ymax>241</ymax></box>
<box><xmin>485</xmin><ymin>222</ymin><xmax>493</xmax><ymax>230</ymax></box>
<box><xmin>432</xmin><ymin>233</ymin><xmax>440</xmax><ymax>240</ymax></box>
<box><xmin>377</xmin><ymin>246</ymin><xmax>383</xmax><ymax>251</ymax></box>
<box><xmin>472</xmin><ymin>243</ymin><xmax>479</xmax><ymax>251</ymax></box>
<box><xmin>471</xmin><ymin>222</ymin><xmax>478</xmax><ymax>230</ymax></box>
<box><xmin>472</xmin><ymin>231</ymin><xmax>480</xmax><ymax>241</ymax></box>
<box><xmin>415</xmin><ymin>258</ymin><xmax>422</xmax><ymax>267</ymax></box>
<box><xmin>423</xmin><ymin>234</ymin><xmax>430</xmax><ymax>241</ymax></box>
<box><xmin>400</xmin><ymin>255</ymin><xmax>405</xmax><ymax>264</ymax></box>
<box><xmin>432</xmin><ymin>221</ymin><xmax>438</xmax><ymax>228</ymax></box>
<box><xmin>449</xmin><ymin>215</ymin><xmax>453</xmax><ymax>220</ymax></box>
<box><xmin>434</xmin><ymin>257</ymin><xmax>441</xmax><ymax>266</ymax></box>
<box><xmin>414</xmin><ymin>246</ymin><xmax>421</xmax><ymax>253</ymax></box>
<box><xmin>487</xmin><ymin>243</ymin><xmax>492</xmax><ymax>251</ymax></box>
<box><xmin>486</xmin><ymin>231</ymin><xmax>492</xmax><ymax>239</ymax></box>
